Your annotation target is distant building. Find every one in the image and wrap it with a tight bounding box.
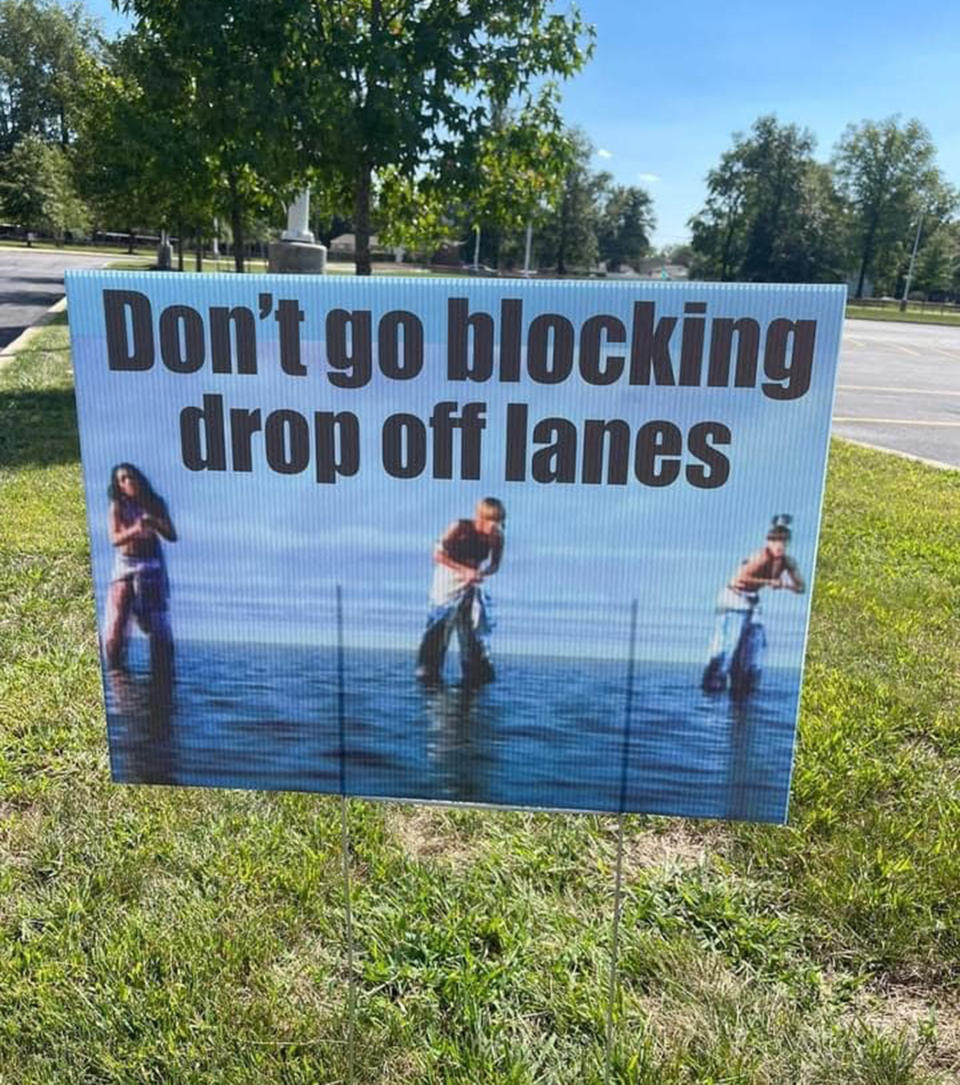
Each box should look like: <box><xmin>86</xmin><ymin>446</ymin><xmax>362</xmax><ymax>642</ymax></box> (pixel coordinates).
<box><xmin>328</xmin><ymin>232</ymin><xmax>380</xmax><ymax>255</ymax></box>
<box><xmin>601</xmin><ymin>259</ymin><xmax>689</xmax><ymax>280</ymax></box>
<box><xmin>846</xmin><ymin>273</ymin><xmax>874</xmax><ymax>298</ymax></box>
<box><xmin>430</xmin><ymin>241</ymin><xmax>463</xmax><ymax>267</ymax></box>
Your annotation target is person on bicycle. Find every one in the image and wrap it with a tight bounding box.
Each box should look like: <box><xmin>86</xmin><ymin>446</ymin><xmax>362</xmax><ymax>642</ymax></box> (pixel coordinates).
<box><xmin>701</xmin><ymin>515</ymin><xmax>804</xmax><ymax>693</ymax></box>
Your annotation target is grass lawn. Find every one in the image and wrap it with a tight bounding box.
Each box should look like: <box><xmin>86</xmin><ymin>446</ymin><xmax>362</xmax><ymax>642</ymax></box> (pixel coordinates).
<box><xmin>846</xmin><ymin>304</ymin><xmax>960</xmax><ymax>328</ymax></box>
<box><xmin>101</xmin><ymin>259</ymin><xmax>460</xmax><ymax>276</ymax></box>
<box><xmin>0</xmin><ymin>239</ymin><xmax>157</xmax><ymax>259</ymax></box>
<box><xmin>100</xmin><ymin>257</ymin><xmax>274</xmax><ymax>273</ymax></box>
<box><xmin>2</xmin><ymin>318</ymin><xmax>960</xmax><ymax>1083</ymax></box>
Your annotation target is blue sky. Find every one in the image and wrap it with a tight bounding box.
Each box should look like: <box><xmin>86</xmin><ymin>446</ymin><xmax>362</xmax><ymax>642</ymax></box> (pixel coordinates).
<box><xmin>68</xmin><ymin>273</ymin><xmax>843</xmax><ymax>662</ymax></box>
<box><xmin>561</xmin><ymin>0</ymin><xmax>960</xmax><ymax>246</ymax></box>
<box><xmin>82</xmin><ymin>0</ymin><xmax>960</xmax><ymax>248</ymax></box>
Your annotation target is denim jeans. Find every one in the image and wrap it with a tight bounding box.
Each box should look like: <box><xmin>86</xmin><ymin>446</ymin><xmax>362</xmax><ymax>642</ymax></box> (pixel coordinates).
<box><xmin>702</xmin><ymin>589</ymin><xmax>758</xmax><ymax>692</ymax></box>
<box><xmin>416</xmin><ymin>588</ymin><xmax>492</xmax><ymax>682</ymax></box>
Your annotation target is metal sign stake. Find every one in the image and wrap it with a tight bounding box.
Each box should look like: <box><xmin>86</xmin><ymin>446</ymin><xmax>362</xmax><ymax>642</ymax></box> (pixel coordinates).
<box><xmin>604</xmin><ymin>598</ymin><xmax>638</xmax><ymax>1083</ymax></box>
<box><xmin>336</xmin><ymin>585</ymin><xmax>357</xmax><ymax>1084</ymax></box>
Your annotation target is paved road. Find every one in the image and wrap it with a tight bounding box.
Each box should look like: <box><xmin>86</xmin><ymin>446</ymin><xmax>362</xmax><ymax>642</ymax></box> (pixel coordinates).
<box><xmin>834</xmin><ymin>319</ymin><xmax>960</xmax><ymax>468</ymax></box>
<box><xmin>0</xmin><ymin>248</ymin><xmax>110</xmax><ymax>349</ymax></box>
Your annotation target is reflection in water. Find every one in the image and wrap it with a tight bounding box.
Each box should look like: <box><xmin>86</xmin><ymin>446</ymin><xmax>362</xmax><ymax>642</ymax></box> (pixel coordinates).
<box><xmin>422</xmin><ymin>682</ymin><xmax>497</xmax><ymax>803</ymax></box>
<box><xmin>106</xmin><ymin>655</ymin><xmax>177</xmax><ymax>783</ymax></box>
<box><xmin>724</xmin><ymin>695</ymin><xmax>755</xmax><ymax>821</ymax></box>
<box><xmin>101</xmin><ymin>642</ymin><xmax>800</xmax><ymax>822</ymax></box>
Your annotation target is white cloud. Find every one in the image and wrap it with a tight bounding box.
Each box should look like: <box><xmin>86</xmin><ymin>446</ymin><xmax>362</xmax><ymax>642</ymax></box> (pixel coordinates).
<box><xmin>596</xmin><ymin>148</ymin><xmax>613</xmax><ymax>159</ymax></box>
<box><xmin>637</xmin><ymin>172</ymin><xmax>660</xmax><ymax>183</ymax></box>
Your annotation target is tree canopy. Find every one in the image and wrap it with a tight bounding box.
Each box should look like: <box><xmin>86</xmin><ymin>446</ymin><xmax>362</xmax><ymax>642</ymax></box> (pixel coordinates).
<box><xmin>0</xmin><ymin>132</ymin><xmax>89</xmax><ymax>238</ymax></box>
<box><xmin>117</xmin><ymin>0</ymin><xmax>594</xmax><ymax>273</ymax></box>
<box><xmin>833</xmin><ymin>116</ymin><xmax>953</xmax><ymax>298</ymax></box>
<box><xmin>0</xmin><ymin>0</ymin><xmax>100</xmax><ymax>153</ymax></box>
<box><xmin>4</xmin><ymin>0</ymin><xmax>960</xmax><ymax>296</ymax></box>
<box><xmin>689</xmin><ymin>116</ymin><xmax>845</xmax><ymax>283</ymax></box>
<box><xmin>536</xmin><ymin>128</ymin><xmax>610</xmax><ymax>274</ymax></box>
<box><xmin>598</xmin><ymin>184</ymin><xmax>654</xmax><ymax>271</ymax></box>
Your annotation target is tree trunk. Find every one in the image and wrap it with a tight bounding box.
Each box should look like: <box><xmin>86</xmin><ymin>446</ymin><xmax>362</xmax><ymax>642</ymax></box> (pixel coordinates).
<box><xmin>195</xmin><ymin>238</ymin><xmax>202</xmax><ymax>273</ymax></box>
<box><xmin>856</xmin><ymin>219</ymin><xmax>878</xmax><ymax>299</ymax></box>
<box><xmin>557</xmin><ymin>190</ymin><xmax>569</xmax><ymax>275</ymax></box>
<box><xmin>228</xmin><ymin>173</ymin><xmax>245</xmax><ymax>274</ymax></box>
<box><xmin>177</xmin><ymin>225</ymin><xmax>184</xmax><ymax>272</ymax></box>
<box><xmin>354</xmin><ymin>162</ymin><xmax>373</xmax><ymax>276</ymax></box>
<box><xmin>721</xmin><ymin>207</ymin><xmax>740</xmax><ymax>282</ymax></box>
<box><xmin>127</xmin><ymin>228</ymin><xmax>134</xmax><ymax>255</ymax></box>
<box><xmin>854</xmin><ymin>206</ymin><xmax>885</xmax><ymax>297</ymax></box>
<box><xmin>855</xmin><ymin>257</ymin><xmax>867</xmax><ymax>299</ymax></box>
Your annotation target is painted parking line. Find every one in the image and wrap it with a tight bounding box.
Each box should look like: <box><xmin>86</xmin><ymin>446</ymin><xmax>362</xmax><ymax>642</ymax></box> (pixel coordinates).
<box><xmin>836</xmin><ymin>384</ymin><xmax>960</xmax><ymax>396</ymax></box>
<box><xmin>832</xmin><ymin>418</ymin><xmax>960</xmax><ymax>426</ymax></box>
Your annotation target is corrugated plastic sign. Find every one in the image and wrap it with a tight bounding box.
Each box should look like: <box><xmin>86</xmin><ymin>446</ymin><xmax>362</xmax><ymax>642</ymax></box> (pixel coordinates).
<box><xmin>66</xmin><ymin>272</ymin><xmax>845</xmax><ymax>822</ymax></box>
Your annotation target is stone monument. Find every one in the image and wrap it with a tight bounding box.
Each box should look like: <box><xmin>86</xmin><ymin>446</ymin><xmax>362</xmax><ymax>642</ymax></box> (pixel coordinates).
<box><xmin>156</xmin><ymin>228</ymin><xmax>172</xmax><ymax>271</ymax></box>
<box><xmin>268</xmin><ymin>189</ymin><xmax>327</xmax><ymax>274</ymax></box>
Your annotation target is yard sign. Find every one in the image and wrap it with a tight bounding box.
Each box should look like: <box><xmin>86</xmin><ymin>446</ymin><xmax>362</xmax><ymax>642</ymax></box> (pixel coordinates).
<box><xmin>66</xmin><ymin>272</ymin><xmax>844</xmax><ymax>822</ymax></box>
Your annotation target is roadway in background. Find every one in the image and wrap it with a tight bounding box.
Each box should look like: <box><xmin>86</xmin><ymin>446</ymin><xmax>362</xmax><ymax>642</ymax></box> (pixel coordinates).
<box><xmin>0</xmin><ymin>248</ymin><xmax>109</xmax><ymax>349</ymax></box>
<box><xmin>834</xmin><ymin>319</ymin><xmax>960</xmax><ymax>468</ymax></box>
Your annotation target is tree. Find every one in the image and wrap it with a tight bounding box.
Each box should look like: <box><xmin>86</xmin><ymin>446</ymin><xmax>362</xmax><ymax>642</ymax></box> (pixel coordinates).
<box><xmin>74</xmin><ymin>31</ymin><xmax>219</xmax><ymax>256</ymax></box>
<box><xmin>537</xmin><ymin>128</ymin><xmax>610</xmax><ymax>274</ymax></box>
<box><xmin>0</xmin><ymin>0</ymin><xmax>101</xmax><ymax>154</ymax></box>
<box><xmin>376</xmin><ymin>97</ymin><xmax>577</xmax><ymax>270</ymax></box>
<box><xmin>688</xmin><ymin>144</ymin><xmax>749</xmax><ymax>281</ymax></box>
<box><xmin>120</xmin><ymin>0</ymin><xmax>592</xmax><ymax>274</ymax></box>
<box><xmin>285</xmin><ymin>0</ymin><xmax>594</xmax><ymax>274</ymax></box>
<box><xmin>0</xmin><ymin>133</ymin><xmax>89</xmax><ymax>239</ymax></box>
<box><xmin>912</xmin><ymin>224</ymin><xmax>958</xmax><ymax>297</ymax></box>
<box><xmin>833</xmin><ymin>117</ymin><xmax>944</xmax><ymax>298</ymax></box>
<box><xmin>117</xmin><ymin>1</ymin><xmax>308</xmax><ymax>271</ymax></box>
<box><xmin>689</xmin><ymin>115</ymin><xmax>845</xmax><ymax>283</ymax></box>
<box><xmin>73</xmin><ymin>41</ymin><xmax>163</xmax><ymax>245</ymax></box>
<box><xmin>404</xmin><ymin>92</ymin><xmax>582</xmax><ymax>271</ymax></box>
<box><xmin>598</xmin><ymin>184</ymin><xmax>654</xmax><ymax>271</ymax></box>
<box><xmin>456</xmin><ymin>91</ymin><xmax>577</xmax><ymax>270</ymax></box>
<box><xmin>658</xmin><ymin>243</ymin><xmax>693</xmax><ymax>267</ymax></box>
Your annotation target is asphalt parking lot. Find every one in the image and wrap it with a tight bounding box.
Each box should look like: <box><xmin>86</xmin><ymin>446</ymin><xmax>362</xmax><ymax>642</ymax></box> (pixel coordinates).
<box><xmin>834</xmin><ymin>319</ymin><xmax>960</xmax><ymax>468</ymax></box>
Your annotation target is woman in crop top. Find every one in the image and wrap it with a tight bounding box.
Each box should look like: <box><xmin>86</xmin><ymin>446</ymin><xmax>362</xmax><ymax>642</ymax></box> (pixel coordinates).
<box><xmin>104</xmin><ymin>463</ymin><xmax>177</xmax><ymax>675</ymax></box>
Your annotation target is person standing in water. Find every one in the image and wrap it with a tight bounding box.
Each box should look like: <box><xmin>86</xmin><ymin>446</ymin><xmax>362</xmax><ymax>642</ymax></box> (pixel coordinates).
<box><xmin>702</xmin><ymin>515</ymin><xmax>804</xmax><ymax>693</ymax></box>
<box><xmin>104</xmin><ymin>463</ymin><xmax>177</xmax><ymax>676</ymax></box>
<box><xmin>416</xmin><ymin>497</ymin><xmax>505</xmax><ymax>686</ymax></box>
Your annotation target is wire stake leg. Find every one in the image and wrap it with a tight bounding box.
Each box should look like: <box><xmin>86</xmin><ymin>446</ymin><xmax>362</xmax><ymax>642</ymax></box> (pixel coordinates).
<box><xmin>604</xmin><ymin>598</ymin><xmax>638</xmax><ymax>1084</ymax></box>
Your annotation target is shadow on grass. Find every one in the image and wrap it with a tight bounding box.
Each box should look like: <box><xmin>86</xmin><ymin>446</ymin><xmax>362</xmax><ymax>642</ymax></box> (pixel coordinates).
<box><xmin>0</xmin><ymin>386</ymin><xmax>79</xmax><ymax>467</ymax></box>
